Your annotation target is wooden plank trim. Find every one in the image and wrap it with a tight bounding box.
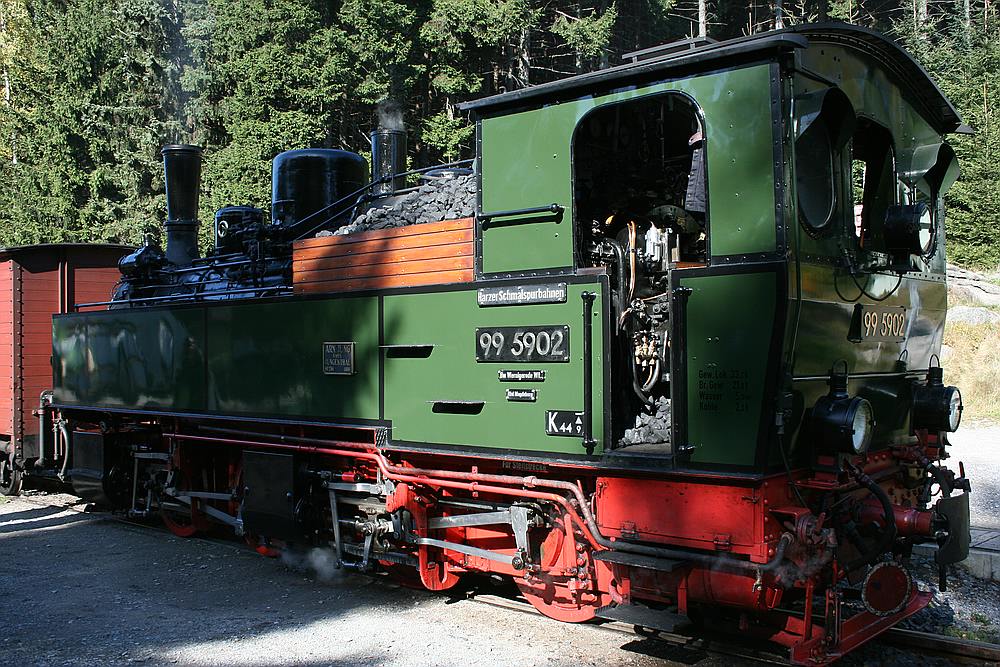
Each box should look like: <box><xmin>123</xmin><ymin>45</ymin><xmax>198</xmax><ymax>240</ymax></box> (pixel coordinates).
<box><xmin>294</xmin><ymin>269</ymin><xmax>474</xmax><ymax>294</ymax></box>
<box><xmin>293</xmin><ymin>229</ymin><xmax>473</xmax><ymax>261</ymax></box>
<box><xmin>293</xmin><ymin>218</ymin><xmax>474</xmax><ymax>250</ymax></box>
<box><xmin>294</xmin><ymin>256</ymin><xmax>473</xmax><ymax>283</ymax></box>
<box><xmin>294</xmin><ymin>242</ymin><xmax>473</xmax><ymax>272</ymax></box>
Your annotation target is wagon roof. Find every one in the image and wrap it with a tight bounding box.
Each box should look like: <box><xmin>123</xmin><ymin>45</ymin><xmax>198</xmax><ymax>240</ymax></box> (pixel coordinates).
<box><xmin>0</xmin><ymin>243</ymin><xmax>132</xmax><ymax>262</ymax></box>
<box><xmin>458</xmin><ymin>23</ymin><xmax>963</xmax><ymax>135</ymax></box>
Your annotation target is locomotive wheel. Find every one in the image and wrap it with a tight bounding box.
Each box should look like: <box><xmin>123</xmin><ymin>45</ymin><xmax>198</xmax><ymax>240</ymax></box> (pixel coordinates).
<box><xmin>161</xmin><ymin>498</ymin><xmax>205</xmax><ymax>537</ymax></box>
<box><xmin>160</xmin><ymin>470</ymin><xmax>207</xmax><ymax>538</ymax></box>
<box><xmin>245</xmin><ymin>533</ymin><xmax>281</xmax><ymax>558</ymax></box>
<box><xmin>0</xmin><ymin>455</ymin><xmax>23</xmax><ymax>496</ymax></box>
<box><xmin>515</xmin><ymin>518</ymin><xmax>608</xmax><ymax>622</ymax></box>
<box><xmin>517</xmin><ymin>575</ymin><xmax>603</xmax><ymax>622</ymax></box>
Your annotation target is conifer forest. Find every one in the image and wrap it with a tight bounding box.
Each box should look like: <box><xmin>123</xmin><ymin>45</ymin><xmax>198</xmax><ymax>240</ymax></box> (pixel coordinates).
<box><xmin>0</xmin><ymin>0</ymin><xmax>997</xmax><ymax>268</ymax></box>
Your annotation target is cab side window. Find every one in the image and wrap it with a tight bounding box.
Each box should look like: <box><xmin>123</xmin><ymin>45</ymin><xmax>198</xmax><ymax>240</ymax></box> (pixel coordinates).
<box><xmin>794</xmin><ymin>87</ymin><xmax>855</xmax><ymax>237</ymax></box>
<box><xmin>850</xmin><ymin>119</ymin><xmax>896</xmax><ymax>251</ymax></box>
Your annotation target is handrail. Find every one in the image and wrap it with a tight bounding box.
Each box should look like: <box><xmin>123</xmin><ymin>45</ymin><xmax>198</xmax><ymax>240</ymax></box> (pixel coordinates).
<box><xmin>478</xmin><ymin>203</ymin><xmax>563</xmax><ymax>228</ymax></box>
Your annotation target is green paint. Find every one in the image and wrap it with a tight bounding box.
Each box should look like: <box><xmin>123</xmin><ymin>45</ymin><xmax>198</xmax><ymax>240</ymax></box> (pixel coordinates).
<box><xmin>681</xmin><ymin>271</ymin><xmax>776</xmax><ymax>466</ymax></box>
<box><xmin>384</xmin><ymin>281</ymin><xmax>604</xmax><ymax>454</ymax></box>
<box><xmin>53</xmin><ymin>297</ymin><xmax>381</xmax><ymax>420</ymax></box>
<box><xmin>53</xmin><ymin>308</ymin><xmax>207</xmax><ymax>410</ymax></box>
<box><xmin>53</xmin><ymin>283</ymin><xmax>603</xmax><ymax>455</ymax></box>
<box><xmin>479</xmin><ymin>64</ymin><xmax>777</xmax><ymax>274</ymax></box>
<box><xmin>205</xmin><ymin>297</ymin><xmax>380</xmax><ymax>420</ymax></box>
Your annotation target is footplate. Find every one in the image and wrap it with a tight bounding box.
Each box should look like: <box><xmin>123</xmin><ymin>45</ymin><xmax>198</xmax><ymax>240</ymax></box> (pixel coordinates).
<box><xmin>596</xmin><ymin>603</ymin><xmax>690</xmax><ymax>633</ymax></box>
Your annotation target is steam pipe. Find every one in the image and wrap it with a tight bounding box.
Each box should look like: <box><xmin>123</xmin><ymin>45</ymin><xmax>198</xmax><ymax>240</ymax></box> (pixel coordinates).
<box><xmin>581</xmin><ymin>292</ymin><xmax>596</xmax><ymax>455</ymax></box>
<box><xmin>173</xmin><ymin>427</ymin><xmax>791</xmax><ymax>576</ymax></box>
<box><xmin>600</xmin><ymin>239</ymin><xmax>627</xmax><ymax>323</ymax></box>
<box><xmin>58</xmin><ymin>421</ymin><xmax>71</xmax><ymax>480</ymax></box>
<box><xmin>371</xmin><ymin>128</ymin><xmax>407</xmax><ymax>195</ymax></box>
<box><xmin>845</xmin><ymin>464</ymin><xmax>898</xmax><ymax>571</ymax></box>
<box><xmin>858</xmin><ymin>499</ymin><xmax>934</xmax><ymax>538</ymax></box>
<box><xmin>36</xmin><ymin>391</ymin><xmax>51</xmax><ymax>466</ymax></box>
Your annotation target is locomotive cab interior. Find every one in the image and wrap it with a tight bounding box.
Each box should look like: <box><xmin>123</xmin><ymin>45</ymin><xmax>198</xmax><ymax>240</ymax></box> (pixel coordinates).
<box><xmin>573</xmin><ymin>92</ymin><xmax>708</xmax><ymax>452</ymax></box>
<box><xmin>574</xmin><ymin>93</ymin><xmax>708</xmax><ymax>270</ymax></box>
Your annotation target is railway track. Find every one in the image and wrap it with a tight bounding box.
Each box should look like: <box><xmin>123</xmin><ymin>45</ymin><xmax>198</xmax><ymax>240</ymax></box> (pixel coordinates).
<box><xmin>13</xmin><ymin>491</ymin><xmax>1000</xmax><ymax>666</ymax></box>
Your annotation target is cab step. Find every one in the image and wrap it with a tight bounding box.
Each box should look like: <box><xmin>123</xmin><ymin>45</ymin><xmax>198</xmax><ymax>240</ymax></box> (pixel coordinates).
<box><xmin>592</xmin><ymin>550</ymin><xmax>687</xmax><ymax>572</ymax></box>
<box><xmin>596</xmin><ymin>602</ymin><xmax>690</xmax><ymax>633</ymax></box>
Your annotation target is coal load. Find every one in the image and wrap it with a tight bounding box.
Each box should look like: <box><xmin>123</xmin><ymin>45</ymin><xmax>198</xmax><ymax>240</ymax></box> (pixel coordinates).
<box><xmin>621</xmin><ymin>396</ymin><xmax>671</xmax><ymax>446</ymax></box>
<box><xmin>323</xmin><ymin>173</ymin><xmax>476</xmax><ymax>237</ymax></box>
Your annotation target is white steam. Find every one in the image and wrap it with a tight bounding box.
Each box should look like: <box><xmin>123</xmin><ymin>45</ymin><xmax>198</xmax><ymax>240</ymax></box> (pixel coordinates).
<box><xmin>281</xmin><ymin>547</ymin><xmax>344</xmax><ymax>583</ymax></box>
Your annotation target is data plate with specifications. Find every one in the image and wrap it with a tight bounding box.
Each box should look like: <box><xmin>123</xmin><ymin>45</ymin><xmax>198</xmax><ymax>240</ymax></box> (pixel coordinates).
<box><xmin>475</xmin><ymin>326</ymin><xmax>570</xmax><ymax>363</ymax></box>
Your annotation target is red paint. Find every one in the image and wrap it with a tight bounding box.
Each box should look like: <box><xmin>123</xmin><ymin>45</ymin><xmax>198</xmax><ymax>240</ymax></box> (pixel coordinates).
<box><xmin>0</xmin><ymin>244</ymin><xmax>128</xmax><ymax>444</ymax></box>
<box><xmin>159</xmin><ymin>426</ymin><xmax>951</xmax><ymax>664</ymax></box>
<box><xmin>858</xmin><ymin>499</ymin><xmax>934</xmax><ymax>537</ymax></box>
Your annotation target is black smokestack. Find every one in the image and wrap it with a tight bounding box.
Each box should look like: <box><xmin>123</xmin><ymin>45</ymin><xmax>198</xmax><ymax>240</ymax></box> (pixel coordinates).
<box><xmin>161</xmin><ymin>144</ymin><xmax>202</xmax><ymax>265</ymax></box>
<box><xmin>371</xmin><ymin>101</ymin><xmax>407</xmax><ymax>196</ymax></box>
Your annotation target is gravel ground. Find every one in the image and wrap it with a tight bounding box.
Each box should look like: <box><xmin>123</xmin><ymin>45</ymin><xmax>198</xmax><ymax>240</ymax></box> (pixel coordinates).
<box><xmin>2</xmin><ymin>489</ymin><xmax>997</xmax><ymax>667</ymax></box>
<box><xmin>947</xmin><ymin>420</ymin><xmax>1000</xmax><ymax>530</ymax></box>
<box><xmin>0</xmin><ymin>493</ymin><xmax>708</xmax><ymax>667</ymax></box>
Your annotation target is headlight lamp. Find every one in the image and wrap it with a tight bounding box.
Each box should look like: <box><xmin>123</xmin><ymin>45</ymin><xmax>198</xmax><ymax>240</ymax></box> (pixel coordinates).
<box><xmin>913</xmin><ymin>362</ymin><xmax>963</xmax><ymax>433</ymax></box>
<box><xmin>813</xmin><ymin>364</ymin><xmax>875</xmax><ymax>455</ymax></box>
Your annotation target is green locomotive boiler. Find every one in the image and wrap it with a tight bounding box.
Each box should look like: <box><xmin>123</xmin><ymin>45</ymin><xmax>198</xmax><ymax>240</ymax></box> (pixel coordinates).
<box><xmin>20</xmin><ymin>23</ymin><xmax>973</xmax><ymax>664</ymax></box>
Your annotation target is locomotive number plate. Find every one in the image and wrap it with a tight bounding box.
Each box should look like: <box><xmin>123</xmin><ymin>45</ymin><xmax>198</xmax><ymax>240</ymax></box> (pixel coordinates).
<box><xmin>851</xmin><ymin>305</ymin><xmax>907</xmax><ymax>343</ymax></box>
<box><xmin>475</xmin><ymin>326</ymin><xmax>570</xmax><ymax>362</ymax></box>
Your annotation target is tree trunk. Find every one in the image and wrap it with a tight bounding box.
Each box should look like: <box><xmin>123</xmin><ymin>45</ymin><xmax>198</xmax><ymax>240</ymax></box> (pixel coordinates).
<box><xmin>698</xmin><ymin>0</ymin><xmax>708</xmax><ymax>37</ymax></box>
<box><xmin>0</xmin><ymin>3</ymin><xmax>14</xmax><ymax>164</ymax></box>
<box><xmin>774</xmin><ymin>0</ymin><xmax>784</xmax><ymax>29</ymax></box>
<box><xmin>517</xmin><ymin>26</ymin><xmax>530</xmax><ymax>87</ymax></box>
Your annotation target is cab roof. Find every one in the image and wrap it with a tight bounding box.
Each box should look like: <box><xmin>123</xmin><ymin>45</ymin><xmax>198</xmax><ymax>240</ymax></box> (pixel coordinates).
<box><xmin>458</xmin><ymin>23</ymin><xmax>963</xmax><ymax>135</ymax></box>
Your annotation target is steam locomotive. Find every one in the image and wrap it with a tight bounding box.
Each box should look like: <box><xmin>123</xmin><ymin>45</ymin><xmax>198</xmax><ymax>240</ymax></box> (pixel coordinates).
<box><xmin>0</xmin><ymin>23</ymin><xmax>972</xmax><ymax>664</ymax></box>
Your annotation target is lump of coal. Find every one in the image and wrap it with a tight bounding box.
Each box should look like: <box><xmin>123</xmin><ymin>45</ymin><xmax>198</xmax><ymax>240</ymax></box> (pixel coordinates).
<box><xmin>621</xmin><ymin>396</ymin><xmax>671</xmax><ymax>446</ymax></box>
<box><xmin>327</xmin><ymin>173</ymin><xmax>476</xmax><ymax>237</ymax></box>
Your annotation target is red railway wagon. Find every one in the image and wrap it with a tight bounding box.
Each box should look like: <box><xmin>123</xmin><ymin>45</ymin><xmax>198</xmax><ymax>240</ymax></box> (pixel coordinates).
<box><xmin>0</xmin><ymin>244</ymin><xmax>129</xmax><ymax>492</ymax></box>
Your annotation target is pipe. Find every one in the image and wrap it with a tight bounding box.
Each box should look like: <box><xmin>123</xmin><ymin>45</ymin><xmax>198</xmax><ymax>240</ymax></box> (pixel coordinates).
<box><xmin>581</xmin><ymin>292</ymin><xmax>596</xmax><ymax>455</ymax></box>
<box><xmin>858</xmin><ymin>499</ymin><xmax>934</xmax><ymax>538</ymax></box>
<box><xmin>845</xmin><ymin>464</ymin><xmax>897</xmax><ymax>571</ymax></box>
<box><xmin>58</xmin><ymin>421</ymin><xmax>71</xmax><ymax>481</ymax></box>
<box><xmin>36</xmin><ymin>391</ymin><xmax>51</xmax><ymax>466</ymax></box>
<box><xmin>601</xmin><ymin>239</ymin><xmax>627</xmax><ymax>319</ymax></box>
<box><xmin>166</xmin><ymin>428</ymin><xmax>791</xmax><ymax>575</ymax></box>
<box><xmin>642</xmin><ymin>358</ymin><xmax>661</xmax><ymax>392</ymax></box>
<box><xmin>161</xmin><ymin>145</ymin><xmax>203</xmax><ymax>266</ymax></box>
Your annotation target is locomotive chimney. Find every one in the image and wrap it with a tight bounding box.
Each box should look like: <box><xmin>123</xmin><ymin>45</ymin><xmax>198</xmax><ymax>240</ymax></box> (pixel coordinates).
<box><xmin>161</xmin><ymin>144</ymin><xmax>203</xmax><ymax>265</ymax></box>
<box><xmin>371</xmin><ymin>101</ymin><xmax>407</xmax><ymax>196</ymax></box>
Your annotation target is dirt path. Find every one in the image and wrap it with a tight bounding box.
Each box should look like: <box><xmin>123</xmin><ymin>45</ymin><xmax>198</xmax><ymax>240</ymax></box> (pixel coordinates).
<box><xmin>0</xmin><ymin>494</ymin><xmax>698</xmax><ymax>667</ymax></box>
<box><xmin>946</xmin><ymin>421</ymin><xmax>1000</xmax><ymax>529</ymax></box>
<box><xmin>0</xmin><ymin>490</ymin><xmax>983</xmax><ymax>667</ymax></box>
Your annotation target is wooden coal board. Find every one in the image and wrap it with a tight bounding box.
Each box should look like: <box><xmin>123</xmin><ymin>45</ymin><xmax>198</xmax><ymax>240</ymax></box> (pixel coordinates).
<box><xmin>292</xmin><ymin>218</ymin><xmax>475</xmax><ymax>294</ymax></box>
